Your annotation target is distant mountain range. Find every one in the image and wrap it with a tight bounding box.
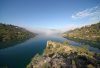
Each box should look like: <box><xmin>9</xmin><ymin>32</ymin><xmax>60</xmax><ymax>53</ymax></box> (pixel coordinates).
<box><xmin>0</xmin><ymin>23</ymin><xmax>36</xmax><ymax>48</ymax></box>
<box><xmin>63</xmin><ymin>22</ymin><xmax>100</xmax><ymax>49</ymax></box>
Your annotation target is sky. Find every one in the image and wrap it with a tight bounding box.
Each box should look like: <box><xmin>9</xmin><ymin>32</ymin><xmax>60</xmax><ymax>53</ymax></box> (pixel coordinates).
<box><xmin>0</xmin><ymin>0</ymin><xmax>100</xmax><ymax>34</ymax></box>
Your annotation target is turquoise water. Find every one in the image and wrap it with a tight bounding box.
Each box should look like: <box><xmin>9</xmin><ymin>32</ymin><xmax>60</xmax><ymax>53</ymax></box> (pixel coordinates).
<box><xmin>0</xmin><ymin>35</ymin><xmax>100</xmax><ymax>68</ymax></box>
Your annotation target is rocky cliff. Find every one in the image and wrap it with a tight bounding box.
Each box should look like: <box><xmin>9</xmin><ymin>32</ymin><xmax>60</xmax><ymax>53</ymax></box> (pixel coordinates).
<box><xmin>27</xmin><ymin>41</ymin><xmax>100</xmax><ymax>68</ymax></box>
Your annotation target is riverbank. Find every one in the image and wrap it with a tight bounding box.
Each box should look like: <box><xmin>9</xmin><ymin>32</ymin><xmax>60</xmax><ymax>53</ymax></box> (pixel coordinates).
<box><xmin>63</xmin><ymin>22</ymin><xmax>100</xmax><ymax>49</ymax></box>
<box><xmin>63</xmin><ymin>36</ymin><xmax>100</xmax><ymax>49</ymax></box>
<box><xmin>27</xmin><ymin>41</ymin><xmax>100</xmax><ymax>68</ymax></box>
<box><xmin>0</xmin><ymin>36</ymin><xmax>35</xmax><ymax>49</ymax></box>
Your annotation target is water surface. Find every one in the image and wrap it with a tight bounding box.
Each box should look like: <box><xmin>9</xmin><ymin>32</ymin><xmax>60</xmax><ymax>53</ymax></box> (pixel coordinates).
<box><xmin>0</xmin><ymin>34</ymin><xmax>100</xmax><ymax>68</ymax></box>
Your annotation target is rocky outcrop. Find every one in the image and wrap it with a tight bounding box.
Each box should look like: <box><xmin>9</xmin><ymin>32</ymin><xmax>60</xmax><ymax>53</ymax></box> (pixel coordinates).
<box><xmin>27</xmin><ymin>41</ymin><xmax>100</xmax><ymax>68</ymax></box>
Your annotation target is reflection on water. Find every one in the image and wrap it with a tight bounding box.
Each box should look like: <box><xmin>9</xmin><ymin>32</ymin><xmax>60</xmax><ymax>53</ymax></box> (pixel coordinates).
<box><xmin>0</xmin><ymin>34</ymin><xmax>100</xmax><ymax>68</ymax></box>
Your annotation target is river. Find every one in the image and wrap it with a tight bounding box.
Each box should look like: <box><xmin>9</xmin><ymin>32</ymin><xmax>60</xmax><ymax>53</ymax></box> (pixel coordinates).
<box><xmin>0</xmin><ymin>34</ymin><xmax>100</xmax><ymax>68</ymax></box>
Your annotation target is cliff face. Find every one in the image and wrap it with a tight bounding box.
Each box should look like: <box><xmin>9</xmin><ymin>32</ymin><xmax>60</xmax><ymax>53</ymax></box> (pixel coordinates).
<box><xmin>27</xmin><ymin>41</ymin><xmax>100</xmax><ymax>68</ymax></box>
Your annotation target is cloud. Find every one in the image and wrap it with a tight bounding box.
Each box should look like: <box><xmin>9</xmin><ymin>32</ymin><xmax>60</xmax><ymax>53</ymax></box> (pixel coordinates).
<box><xmin>72</xmin><ymin>6</ymin><xmax>100</xmax><ymax>19</ymax></box>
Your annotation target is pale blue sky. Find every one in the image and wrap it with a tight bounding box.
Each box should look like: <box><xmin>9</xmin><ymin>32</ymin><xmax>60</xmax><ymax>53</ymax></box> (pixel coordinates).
<box><xmin>0</xmin><ymin>0</ymin><xmax>100</xmax><ymax>30</ymax></box>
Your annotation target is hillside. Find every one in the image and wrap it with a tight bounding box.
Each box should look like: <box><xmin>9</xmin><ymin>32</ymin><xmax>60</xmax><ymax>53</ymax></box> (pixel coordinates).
<box><xmin>0</xmin><ymin>23</ymin><xmax>36</xmax><ymax>48</ymax></box>
<box><xmin>27</xmin><ymin>41</ymin><xmax>100</xmax><ymax>68</ymax></box>
<box><xmin>63</xmin><ymin>22</ymin><xmax>100</xmax><ymax>49</ymax></box>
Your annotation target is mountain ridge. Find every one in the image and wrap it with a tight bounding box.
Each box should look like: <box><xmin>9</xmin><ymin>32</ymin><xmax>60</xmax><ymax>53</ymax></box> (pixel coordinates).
<box><xmin>0</xmin><ymin>23</ymin><xmax>36</xmax><ymax>49</ymax></box>
<box><xmin>63</xmin><ymin>22</ymin><xmax>100</xmax><ymax>49</ymax></box>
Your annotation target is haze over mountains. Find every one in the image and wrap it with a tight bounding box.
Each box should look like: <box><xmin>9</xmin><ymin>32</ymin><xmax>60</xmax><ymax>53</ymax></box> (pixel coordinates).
<box><xmin>1</xmin><ymin>0</ymin><xmax>100</xmax><ymax>32</ymax></box>
<box><xmin>25</xmin><ymin>21</ymin><xmax>99</xmax><ymax>36</ymax></box>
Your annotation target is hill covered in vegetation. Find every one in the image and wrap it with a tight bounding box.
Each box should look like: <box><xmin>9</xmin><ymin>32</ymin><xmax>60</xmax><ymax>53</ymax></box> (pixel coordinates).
<box><xmin>0</xmin><ymin>23</ymin><xmax>36</xmax><ymax>48</ymax></box>
<box><xmin>63</xmin><ymin>22</ymin><xmax>100</xmax><ymax>49</ymax></box>
<box><xmin>27</xmin><ymin>41</ymin><xmax>100</xmax><ymax>68</ymax></box>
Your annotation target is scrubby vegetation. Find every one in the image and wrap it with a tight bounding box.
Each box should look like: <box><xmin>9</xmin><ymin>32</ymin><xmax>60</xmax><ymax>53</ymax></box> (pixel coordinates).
<box><xmin>0</xmin><ymin>23</ymin><xmax>35</xmax><ymax>48</ymax></box>
<box><xmin>63</xmin><ymin>22</ymin><xmax>100</xmax><ymax>49</ymax></box>
<box><xmin>27</xmin><ymin>41</ymin><xmax>100</xmax><ymax>68</ymax></box>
